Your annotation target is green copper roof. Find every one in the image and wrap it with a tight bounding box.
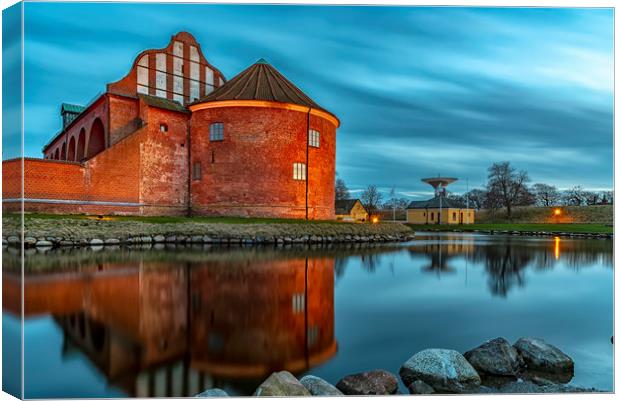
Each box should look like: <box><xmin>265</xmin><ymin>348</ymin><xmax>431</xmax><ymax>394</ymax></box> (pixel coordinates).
<box><xmin>255</xmin><ymin>58</ymin><xmax>269</xmax><ymax>64</ymax></box>
<box><xmin>61</xmin><ymin>103</ymin><xmax>86</xmax><ymax>114</ymax></box>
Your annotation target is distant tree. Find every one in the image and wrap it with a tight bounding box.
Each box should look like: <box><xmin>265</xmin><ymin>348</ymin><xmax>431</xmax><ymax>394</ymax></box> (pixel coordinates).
<box><xmin>486</xmin><ymin>161</ymin><xmax>530</xmax><ymax>218</ymax></box>
<box><xmin>382</xmin><ymin>197</ymin><xmax>409</xmax><ymax>210</ymax></box>
<box><xmin>464</xmin><ymin>189</ymin><xmax>487</xmax><ymax>210</ymax></box>
<box><xmin>562</xmin><ymin>186</ymin><xmax>586</xmax><ymax>206</ymax></box>
<box><xmin>446</xmin><ymin>191</ymin><xmax>465</xmax><ymax>204</ymax></box>
<box><xmin>600</xmin><ymin>191</ymin><xmax>613</xmax><ymax>205</ymax></box>
<box><xmin>532</xmin><ymin>183</ymin><xmax>560</xmax><ymax>206</ymax></box>
<box><xmin>515</xmin><ymin>186</ymin><xmax>536</xmax><ymax>206</ymax></box>
<box><xmin>361</xmin><ymin>185</ymin><xmax>383</xmax><ymax>217</ymax></box>
<box><xmin>335</xmin><ymin>177</ymin><xmax>350</xmax><ymax>201</ymax></box>
<box><xmin>583</xmin><ymin>191</ymin><xmax>600</xmax><ymax>206</ymax></box>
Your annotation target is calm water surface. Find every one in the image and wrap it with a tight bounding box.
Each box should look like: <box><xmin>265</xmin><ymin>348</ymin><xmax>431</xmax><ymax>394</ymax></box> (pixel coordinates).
<box><xmin>2</xmin><ymin>232</ymin><xmax>613</xmax><ymax>397</ymax></box>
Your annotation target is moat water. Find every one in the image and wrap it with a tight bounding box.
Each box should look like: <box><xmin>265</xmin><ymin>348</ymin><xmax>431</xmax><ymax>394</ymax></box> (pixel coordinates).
<box><xmin>2</xmin><ymin>232</ymin><xmax>613</xmax><ymax>397</ymax></box>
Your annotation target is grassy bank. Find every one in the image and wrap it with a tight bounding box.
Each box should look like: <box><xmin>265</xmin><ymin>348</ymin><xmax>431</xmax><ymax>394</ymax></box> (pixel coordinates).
<box><xmin>2</xmin><ymin>213</ymin><xmax>412</xmax><ymax>243</ymax></box>
<box><xmin>407</xmin><ymin>223</ymin><xmax>613</xmax><ymax>234</ymax></box>
<box><xmin>476</xmin><ymin>205</ymin><xmax>613</xmax><ymax>225</ymax></box>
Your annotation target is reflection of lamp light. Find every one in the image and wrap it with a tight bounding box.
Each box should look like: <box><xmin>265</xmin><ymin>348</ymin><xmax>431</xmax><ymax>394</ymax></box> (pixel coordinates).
<box><xmin>554</xmin><ymin>237</ymin><xmax>560</xmax><ymax>260</ymax></box>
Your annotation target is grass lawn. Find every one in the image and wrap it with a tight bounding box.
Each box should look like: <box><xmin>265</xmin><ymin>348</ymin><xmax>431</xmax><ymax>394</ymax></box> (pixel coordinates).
<box><xmin>406</xmin><ymin>223</ymin><xmax>613</xmax><ymax>234</ymax></box>
<box><xmin>11</xmin><ymin>213</ymin><xmax>352</xmax><ymax>225</ymax></box>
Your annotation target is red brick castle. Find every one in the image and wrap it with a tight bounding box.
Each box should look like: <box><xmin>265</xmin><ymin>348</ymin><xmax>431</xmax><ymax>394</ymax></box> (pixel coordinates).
<box><xmin>3</xmin><ymin>32</ymin><xmax>339</xmax><ymax>219</ymax></box>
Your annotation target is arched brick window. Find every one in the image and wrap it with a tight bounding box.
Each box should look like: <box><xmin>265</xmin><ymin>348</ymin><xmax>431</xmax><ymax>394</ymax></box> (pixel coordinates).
<box><xmin>61</xmin><ymin>143</ymin><xmax>67</xmax><ymax>160</ymax></box>
<box><xmin>77</xmin><ymin>129</ymin><xmax>86</xmax><ymax>161</ymax></box>
<box><xmin>68</xmin><ymin>136</ymin><xmax>76</xmax><ymax>161</ymax></box>
<box><xmin>87</xmin><ymin>118</ymin><xmax>105</xmax><ymax>158</ymax></box>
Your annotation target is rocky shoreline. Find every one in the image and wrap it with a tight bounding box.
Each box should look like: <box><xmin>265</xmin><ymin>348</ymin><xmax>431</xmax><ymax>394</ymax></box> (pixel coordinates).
<box><xmin>3</xmin><ymin>231</ymin><xmax>415</xmax><ymax>249</ymax></box>
<box><xmin>197</xmin><ymin>337</ymin><xmax>603</xmax><ymax>397</ymax></box>
<box><xmin>417</xmin><ymin>228</ymin><xmax>612</xmax><ymax>239</ymax></box>
<box><xmin>2</xmin><ymin>217</ymin><xmax>414</xmax><ymax>248</ymax></box>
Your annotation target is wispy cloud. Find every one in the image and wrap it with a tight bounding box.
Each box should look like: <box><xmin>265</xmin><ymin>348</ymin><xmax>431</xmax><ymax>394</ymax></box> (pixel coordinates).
<box><xmin>21</xmin><ymin>4</ymin><xmax>613</xmax><ymax>196</ymax></box>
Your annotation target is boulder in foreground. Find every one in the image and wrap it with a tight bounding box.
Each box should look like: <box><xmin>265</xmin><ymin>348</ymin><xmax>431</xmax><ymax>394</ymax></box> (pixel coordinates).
<box><xmin>196</xmin><ymin>388</ymin><xmax>229</xmax><ymax>397</ymax></box>
<box><xmin>464</xmin><ymin>337</ymin><xmax>522</xmax><ymax>376</ymax></box>
<box><xmin>299</xmin><ymin>375</ymin><xmax>343</xmax><ymax>396</ymax></box>
<box><xmin>336</xmin><ymin>370</ymin><xmax>399</xmax><ymax>395</ymax></box>
<box><xmin>253</xmin><ymin>371</ymin><xmax>310</xmax><ymax>396</ymax></box>
<box><xmin>408</xmin><ymin>380</ymin><xmax>435</xmax><ymax>394</ymax></box>
<box><xmin>513</xmin><ymin>338</ymin><xmax>574</xmax><ymax>374</ymax></box>
<box><xmin>399</xmin><ymin>348</ymin><xmax>481</xmax><ymax>393</ymax></box>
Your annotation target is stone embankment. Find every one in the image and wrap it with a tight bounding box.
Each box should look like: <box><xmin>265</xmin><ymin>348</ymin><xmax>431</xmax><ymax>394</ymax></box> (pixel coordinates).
<box><xmin>3</xmin><ymin>217</ymin><xmax>414</xmax><ymax>248</ymax></box>
<box><xmin>196</xmin><ymin>337</ymin><xmax>602</xmax><ymax>397</ymax></box>
<box><xmin>420</xmin><ymin>228</ymin><xmax>612</xmax><ymax>239</ymax></box>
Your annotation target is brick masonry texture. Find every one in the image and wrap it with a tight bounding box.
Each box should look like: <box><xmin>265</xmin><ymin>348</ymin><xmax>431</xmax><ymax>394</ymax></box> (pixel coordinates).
<box><xmin>3</xmin><ymin>31</ymin><xmax>338</xmax><ymax>220</ymax></box>
<box><xmin>190</xmin><ymin>106</ymin><xmax>336</xmax><ymax>220</ymax></box>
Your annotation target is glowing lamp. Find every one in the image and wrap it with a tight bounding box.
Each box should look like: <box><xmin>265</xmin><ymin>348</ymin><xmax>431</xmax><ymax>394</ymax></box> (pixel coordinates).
<box><xmin>554</xmin><ymin>208</ymin><xmax>562</xmax><ymax>216</ymax></box>
<box><xmin>371</xmin><ymin>216</ymin><xmax>379</xmax><ymax>224</ymax></box>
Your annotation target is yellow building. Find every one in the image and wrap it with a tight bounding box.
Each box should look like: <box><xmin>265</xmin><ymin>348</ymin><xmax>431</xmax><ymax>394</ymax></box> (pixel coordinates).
<box><xmin>335</xmin><ymin>199</ymin><xmax>369</xmax><ymax>222</ymax></box>
<box><xmin>406</xmin><ymin>196</ymin><xmax>474</xmax><ymax>225</ymax></box>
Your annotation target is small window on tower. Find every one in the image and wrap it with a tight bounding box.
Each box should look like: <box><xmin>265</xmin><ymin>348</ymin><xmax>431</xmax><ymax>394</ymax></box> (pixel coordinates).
<box><xmin>160</xmin><ymin>123</ymin><xmax>168</xmax><ymax>133</ymax></box>
<box><xmin>210</xmin><ymin>122</ymin><xmax>224</xmax><ymax>141</ymax></box>
<box><xmin>293</xmin><ymin>163</ymin><xmax>306</xmax><ymax>180</ymax></box>
<box><xmin>193</xmin><ymin>162</ymin><xmax>202</xmax><ymax>180</ymax></box>
<box><xmin>309</xmin><ymin>129</ymin><xmax>320</xmax><ymax>147</ymax></box>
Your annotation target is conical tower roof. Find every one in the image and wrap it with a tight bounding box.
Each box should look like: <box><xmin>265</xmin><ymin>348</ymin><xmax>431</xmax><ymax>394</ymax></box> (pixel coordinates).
<box><xmin>191</xmin><ymin>59</ymin><xmax>335</xmax><ymax>117</ymax></box>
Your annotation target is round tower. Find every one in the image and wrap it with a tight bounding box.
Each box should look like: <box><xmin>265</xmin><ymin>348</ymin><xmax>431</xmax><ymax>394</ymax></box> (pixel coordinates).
<box><xmin>188</xmin><ymin>59</ymin><xmax>339</xmax><ymax>219</ymax></box>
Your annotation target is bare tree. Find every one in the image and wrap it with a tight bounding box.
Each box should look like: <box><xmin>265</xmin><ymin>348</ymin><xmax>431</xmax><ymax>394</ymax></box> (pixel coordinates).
<box><xmin>486</xmin><ymin>161</ymin><xmax>530</xmax><ymax>218</ymax></box>
<box><xmin>361</xmin><ymin>185</ymin><xmax>383</xmax><ymax>217</ymax></box>
<box><xmin>532</xmin><ymin>183</ymin><xmax>560</xmax><ymax>206</ymax></box>
<box><xmin>562</xmin><ymin>186</ymin><xmax>586</xmax><ymax>206</ymax></box>
<box><xmin>583</xmin><ymin>191</ymin><xmax>600</xmax><ymax>206</ymax></box>
<box><xmin>601</xmin><ymin>191</ymin><xmax>613</xmax><ymax>204</ymax></box>
<box><xmin>335</xmin><ymin>176</ymin><xmax>350</xmax><ymax>201</ymax></box>
<box><xmin>465</xmin><ymin>189</ymin><xmax>487</xmax><ymax>210</ymax></box>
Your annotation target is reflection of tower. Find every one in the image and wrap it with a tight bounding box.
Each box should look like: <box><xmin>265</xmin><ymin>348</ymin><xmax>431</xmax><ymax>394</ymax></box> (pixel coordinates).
<box><xmin>421</xmin><ymin>176</ymin><xmax>457</xmax><ymax>224</ymax></box>
<box><xmin>189</xmin><ymin>257</ymin><xmax>337</xmax><ymax>381</ymax></box>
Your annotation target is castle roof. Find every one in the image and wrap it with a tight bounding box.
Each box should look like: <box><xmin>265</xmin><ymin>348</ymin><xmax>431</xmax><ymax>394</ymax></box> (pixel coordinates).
<box><xmin>407</xmin><ymin>196</ymin><xmax>466</xmax><ymax>209</ymax></box>
<box><xmin>191</xmin><ymin>59</ymin><xmax>333</xmax><ymax>115</ymax></box>
<box><xmin>61</xmin><ymin>103</ymin><xmax>85</xmax><ymax>115</ymax></box>
<box><xmin>139</xmin><ymin>94</ymin><xmax>188</xmax><ymax>114</ymax></box>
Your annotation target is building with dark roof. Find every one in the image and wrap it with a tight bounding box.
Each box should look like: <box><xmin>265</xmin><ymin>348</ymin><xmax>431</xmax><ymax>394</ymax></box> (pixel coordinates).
<box><xmin>406</xmin><ymin>196</ymin><xmax>474</xmax><ymax>225</ymax></box>
<box><xmin>3</xmin><ymin>32</ymin><xmax>339</xmax><ymax>219</ymax></box>
<box><xmin>335</xmin><ymin>199</ymin><xmax>368</xmax><ymax>221</ymax></box>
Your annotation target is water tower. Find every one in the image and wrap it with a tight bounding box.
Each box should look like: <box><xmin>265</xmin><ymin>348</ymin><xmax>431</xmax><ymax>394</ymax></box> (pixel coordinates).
<box><xmin>421</xmin><ymin>176</ymin><xmax>458</xmax><ymax>198</ymax></box>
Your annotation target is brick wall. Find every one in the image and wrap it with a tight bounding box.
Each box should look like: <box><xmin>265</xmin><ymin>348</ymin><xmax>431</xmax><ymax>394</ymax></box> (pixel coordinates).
<box><xmin>189</xmin><ymin>106</ymin><xmax>337</xmax><ymax>219</ymax></box>
<box><xmin>138</xmin><ymin>100</ymin><xmax>189</xmax><ymax>213</ymax></box>
<box><xmin>43</xmin><ymin>95</ymin><xmax>109</xmax><ymax>162</ymax></box>
<box><xmin>109</xmin><ymin>94</ymin><xmax>140</xmax><ymax>146</ymax></box>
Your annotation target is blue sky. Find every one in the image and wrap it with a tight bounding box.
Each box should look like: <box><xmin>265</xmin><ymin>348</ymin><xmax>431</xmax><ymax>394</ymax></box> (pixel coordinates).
<box><xmin>12</xmin><ymin>3</ymin><xmax>615</xmax><ymax>198</ymax></box>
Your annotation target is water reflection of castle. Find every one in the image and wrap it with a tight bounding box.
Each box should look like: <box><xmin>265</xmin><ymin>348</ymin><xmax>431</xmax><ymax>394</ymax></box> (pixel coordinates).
<box><xmin>7</xmin><ymin>256</ymin><xmax>336</xmax><ymax>396</ymax></box>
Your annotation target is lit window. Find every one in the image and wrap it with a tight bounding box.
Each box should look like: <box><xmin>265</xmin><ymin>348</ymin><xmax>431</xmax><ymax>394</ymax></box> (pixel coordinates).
<box><xmin>293</xmin><ymin>163</ymin><xmax>306</xmax><ymax>180</ymax></box>
<box><xmin>307</xmin><ymin>326</ymin><xmax>319</xmax><ymax>346</ymax></box>
<box><xmin>309</xmin><ymin>129</ymin><xmax>320</xmax><ymax>147</ymax></box>
<box><xmin>292</xmin><ymin>293</ymin><xmax>305</xmax><ymax>314</ymax></box>
<box><xmin>193</xmin><ymin>162</ymin><xmax>201</xmax><ymax>180</ymax></box>
<box><xmin>210</xmin><ymin>122</ymin><xmax>224</xmax><ymax>141</ymax></box>
<box><xmin>160</xmin><ymin>123</ymin><xmax>168</xmax><ymax>133</ymax></box>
